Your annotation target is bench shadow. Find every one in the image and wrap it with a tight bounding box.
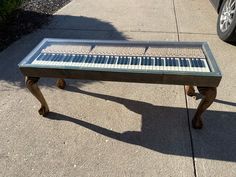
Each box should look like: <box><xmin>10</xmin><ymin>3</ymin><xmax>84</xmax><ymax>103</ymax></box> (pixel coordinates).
<box><xmin>0</xmin><ymin>12</ymin><xmax>127</xmax><ymax>89</ymax></box>
<box><xmin>45</xmin><ymin>86</ymin><xmax>236</xmax><ymax>162</ymax></box>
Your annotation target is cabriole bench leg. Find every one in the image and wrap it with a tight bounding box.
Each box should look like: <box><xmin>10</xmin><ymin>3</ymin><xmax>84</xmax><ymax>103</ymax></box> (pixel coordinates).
<box><xmin>185</xmin><ymin>85</ymin><xmax>195</xmax><ymax>97</ymax></box>
<box><xmin>25</xmin><ymin>76</ymin><xmax>49</xmax><ymax>116</ymax></box>
<box><xmin>56</xmin><ymin>79</ymin><xmax>66</xmax><ymax>89</ymax></box>
<box><xmin>193</xmin><ymin>87</ymin><xmax>217</xmax><ymax>129</ymax></box>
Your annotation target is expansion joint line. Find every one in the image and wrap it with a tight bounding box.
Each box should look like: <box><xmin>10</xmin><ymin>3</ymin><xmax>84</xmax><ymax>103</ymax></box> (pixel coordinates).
<box><xmin>184</xmin><ymin>88</ymin><xmax>197</xmax><ymax>177</ymax></box>
<box><xmin>172</xmin><ymin>0</ymin><xmax>180</xmax><ymax>42</ymax></box>
<box><xmin>172</xmin><ymin>0</ymin><xmax>197</xmax><ymax>176</ymax></box>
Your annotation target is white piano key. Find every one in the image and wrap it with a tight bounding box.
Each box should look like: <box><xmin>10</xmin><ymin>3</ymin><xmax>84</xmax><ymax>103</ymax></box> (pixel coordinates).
<box><xmin>201</xmin><ymin>58</ymin><xmax>210</xmax><ymax>72</ymax></box>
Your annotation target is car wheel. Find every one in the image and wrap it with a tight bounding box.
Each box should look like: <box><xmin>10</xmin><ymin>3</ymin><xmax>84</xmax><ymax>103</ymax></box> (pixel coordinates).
<box><xmin>217</xmin><ymin>0</ymin><xmax>236</xmax><ymax>42</ymax></box>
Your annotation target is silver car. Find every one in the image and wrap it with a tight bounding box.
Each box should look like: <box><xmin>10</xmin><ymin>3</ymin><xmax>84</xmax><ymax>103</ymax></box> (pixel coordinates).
<box><xmin>210</xmin><ymin>0</ymin><xmax>236</xmax><ymax>42</ymax></box>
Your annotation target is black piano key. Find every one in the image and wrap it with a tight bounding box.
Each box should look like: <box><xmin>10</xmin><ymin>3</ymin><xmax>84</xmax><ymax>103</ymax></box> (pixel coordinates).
<box><xmin>64</xmin><ymin>55</ymin><xmax>71</xmax><ymax>62</ymax></box>
<box><xmin>172</xmin><ymin>58</ymin><xmax>177</xmax><ymax>66</ymax></box>
<box><xmin>168</xmin><ymin>58</ymin><xmax>171</xmax><ymax>66</ymax></box>
<box><xmin>42</xmin><ymin>54</ymin><xmax>51</xmax><ymax>61</ymax></box>
<box><xmin>72</xmin><ymin>55</ymin><xmax>79</xmax><ymax>62</ymax></box>
<box><xmin>184</xmin><ymin>59</ymin><xmax>187</xmax><ymax>67</ymax></box>
<box><xmin>53</xmin><ymin>54</ymin><xmax>60</xmax><ymax>61</ymax></box>
<box><xmin>58</xmin><ymin>54</ymin><xmax>65</xmax><ymax>62</ymax></box>
<box><xmin>57</xmin><ymin>54</ymin><xmax>65</xmax><ymax>61</ymax></box>
<box><xmin>197</xmin><ymin>59</ymin><xmax>203</xmax><ymax>67</ymax></box>
<box><xmin>39</xmin><ymin>53</ymin><xmax>47</xmax><ymax>60</ymax></box>
<box><xmin>84</xmin><ymin>55</ymin><xmax>92</xmax><ymax>63</ymax></box>
<box><xmin>154</xmin><ymin>58</ymin><xmax>159</xmax><ymax>66</ymax></box>
<box><xmin>146</xmin><ymin>57</ymin><xmax>149</xmax><ymax>65</ymax></box>
<box><xmin>169</xmin><ymin>58</ymin><xmax>174</xmax><ymax>66</ymax></box>
<box><xmin>94</xmin><ymin>56</ymin><xmax>100</xmax><ymax>63</ymax></box>
<box><xmin>91</xmin><ymin>56</ymin><xmax>97</xmax><ymax>63</ymax></box>
<box><xmin>201</xmin><ymin>59</ymin><xmax>206</xmax><ymax>67</ymax></box>
<box><xmin>131</xmin><ymin>57</ymin><xmax>136</xmax><ymax>65</ymax></box>
<box><xmin>145</xmin><ymin>57</ymin><xmax>148</xmax><ymax>65</ymax></box>
<box><xmin>124</xmin><ymin>57</ymin><xmax>130</xmax><ymax>65</ymax></box>
<box><xmin>121</xmin><ymin>57</ymin><xmax>125</xmax><ymax>65</ymax></box>
<box><xmin>136</xmin><ymin>57</ymin><xmax>141</xmax><ymax>65</ymax></box>
<box><xmin>161</xmin><ymin>58</ymin><xmax>164</xmax><ymax>66</ymax></box>
<box><xmin>179</xmin><ymin>59</ymin><xmax>183</xmax><ymax>67</ymax></box>
<box><xmin>169</xmin><ymin>58</ymin><xmax>172</xmax><ymax>66</ymax></box>
<box><xmin>79</xmin><ymin>55</ymin><xmax>87</xmax><ymax>62</ymax></box>
<box><xmin>165</xmin><ymin>58</ymin><xmax>168</xmax><ymax>66</ymax></box>
<box><xmin>148</xmin><ymin>58</ymin><xmax>153</xmax><ymax>66</ymax></box>
<box><xmin>190</xmin><ymin>59</ymin><xmax>195</xmax><ymax>67</ymax></box>
<box><xmin>156</xmin><ymin>58</ymin><xmax>160</xmax><ymax>66</ymax></box>
<box><xmin>49</xmin><ymin>54</ymin><xmax>55</xmax><ymax>61</ymax></box>
<box><xmin>104</xmin><ymin>56</ymin><xmax>109</xmax><ymax>64</ymax></box>
<box><xmin>147</xmin><ymin>57</ymin><xmax>151</xmax><ymax>66</ymax></box>
<box><xmin>141</xmin><ymin>57</ymin><xmax>145</xmax><ymax>65</ymax></box>
<box><xmin>131</xmin><ymin>57</ymin><xmax>140</xmax><ymax>65</ymax></box>
<box><xmin>69</xmin><ymin>55</ymin><xmax>76</xmax><ymax>62</ymax></box>
<box><xmin>51</xmin><ymin>54</ymin><xmax>58</xmax><ymax>61</ymax></box>
<box><xmin>36</xmin><ymin>53</ymin><xmax>45</xmax><ymax>61</ymax></box>
<box><xmin>100</xmin><ymin>56</ymin><xmax>106</xmax><ymax>64</ymax></box>
<box><xmin>182</xmin><ymin>58</ymin><xmax>185</xmax><ymax>67</ymax></box>
<box><xmin>170</xmin><ymin>58</ymin><xmax>173</xmax><ymax>66</ymax></box>
<box><xmin>99</xmin><ymin>56</ymin><xmax>104</xmax><ymax>63</ymax></box>
<box><xmin>107</xmin><ymin>56</ymin><xmax>116</xmax><ymax>64</ymax></box>
<box><xmin>46</xmin><ymin>54</ymin><xmax>54</xmax><ymax>61</ymax></box>
<box><xmin>182</xmin><ymin>58</ymin><xmax>186</xmax><ymax>67</ymax></box>
<box><xmin>184</xmin><ymin>58</ymin><xmax>189</xmax><ymax>67</ymax></box>
<box><xmin>68</xmin><ymin>55</ymin><xmax>75</xmax><ymax>62</ymax></box>
<box><xmin>123</xmin><ymin>57</ymin><xmax>127</xmax><ymax>65</ymax></box>
<box><xmin>106</xmin><ymin>56</ymin><xmax>112</xmax><ymax>64</ymax></box>
<box><xmin>177</xmin><ymin>58</ymin><xmax>180</xmax><ymax>66</ymax></box>
<box><xmin>186</xmin><ymin>59</ymin><xmax>190</xmax><ymax>67</ymax></box>
<box><xmin>117</xmin><ymin>57</ymin><xmax>122</xmax><ymax>64</ymax></box>
<box><xmin>122</xmin><ymin>57</ymin><xmax>126</xmax><ymax>64</ymax></box>
<box><xmin>122</xmin><ymin>57</ymin><xmax>126</xmax><ymax>65</ymax></box>
<box><xmin>174</xmin><ymin>58</ymin><xmax>179</xmax><ymax>66</ymax></box>
<box><xmin>98</xmin><ymin>56</ymin><xmax>103</xmax><ymax>63</ymax></box>
<box><xmin>193</xmin><ymin>59</ymin><xmax>199</xmax><ymax>67</ymax></box>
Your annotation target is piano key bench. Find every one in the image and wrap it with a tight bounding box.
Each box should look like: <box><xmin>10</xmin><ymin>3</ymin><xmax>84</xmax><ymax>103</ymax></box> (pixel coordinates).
<box><xmin>19</xmin><ymin>38</ymin><xmax>222</xmax><ymax>129</ymax></box>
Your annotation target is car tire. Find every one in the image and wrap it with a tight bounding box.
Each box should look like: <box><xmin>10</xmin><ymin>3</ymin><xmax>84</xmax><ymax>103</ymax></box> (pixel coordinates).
<box><xmin>217</xmin><ymin>0</ymin><xmax>236</xmax><ymax>42</ymax></box>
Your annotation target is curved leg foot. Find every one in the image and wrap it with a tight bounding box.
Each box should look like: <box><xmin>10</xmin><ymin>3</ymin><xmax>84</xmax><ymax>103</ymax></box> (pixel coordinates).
<box><xmin>25</xmin><ymin>76</ymin><xmax>49</xmax><ymax>116</ymax></box>
<box><xmin>192</xmin><ymin>116</ymin><xmax>203</xmax><ymax>129</ymax></box>
<box><xmin>56</xmin><ymin>79</ymin><xmax>66</xmax><ymax>89</ymax></box>
<box><xmin>185</xmin><ymin>85</ymin><xmax>196</xmax><ymax>97</ymax></box>
<box><xmin>38</xmin><ymin>105</ymin><xmax>49</xmax><ymax>116</ymax></box>
<box><xmin>192</xmin><ymin>87</ymin><xmax>217</xmax><ymax>129</ymax></box>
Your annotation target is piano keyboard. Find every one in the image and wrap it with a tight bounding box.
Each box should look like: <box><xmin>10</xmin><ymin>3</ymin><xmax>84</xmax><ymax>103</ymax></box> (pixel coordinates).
<box><xmin>19</xmin><ymin>38</ymin><xmax>222</xmax><ymax>87</ymax></box>
<box><xmin>31</xmin><ymin>53</ymin><xmax>210</xmax><ymax>72</ymax></box>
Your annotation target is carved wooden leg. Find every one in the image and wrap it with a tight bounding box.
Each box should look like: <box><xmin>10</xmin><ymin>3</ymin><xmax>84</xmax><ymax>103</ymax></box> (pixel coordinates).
<box><xmin>25</xmin><ymin>76</ymin><xmax>49</xmax><ymax>116</ymax></box>
<box><xmin>192</xmin><ymin>87</ymin><xmax>217</xmax><ymax>129</ymax></box>
<box><xmin>56</xmin><ymin>79</ymin><xmax>66</xmax><ymax>89</ymax></box>
<box><xmin>185</xmin><ymin>85</ymin><xmax>196</xmax><ymax>97</ymax></box>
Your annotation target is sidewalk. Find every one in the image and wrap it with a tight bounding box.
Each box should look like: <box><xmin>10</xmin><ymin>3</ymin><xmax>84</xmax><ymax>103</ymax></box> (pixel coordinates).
<box><xmin>0</xmin><ymin>0</ymin><xmax>235</xmax><ymax>176</ymax></box>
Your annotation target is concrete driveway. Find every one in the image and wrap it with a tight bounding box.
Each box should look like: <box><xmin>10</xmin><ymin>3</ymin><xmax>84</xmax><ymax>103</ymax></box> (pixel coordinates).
<box><xmin>0</xmin><ymin>0</ymin><xmax>236</xmax><ymax>176</ymax></box>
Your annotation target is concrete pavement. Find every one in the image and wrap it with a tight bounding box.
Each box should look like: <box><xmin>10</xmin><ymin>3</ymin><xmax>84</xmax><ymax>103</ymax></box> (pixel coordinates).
<box><xmin>0</xmin><ymin>0</ymin><xmax>236</xmax><ymax>176</ymax></box>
